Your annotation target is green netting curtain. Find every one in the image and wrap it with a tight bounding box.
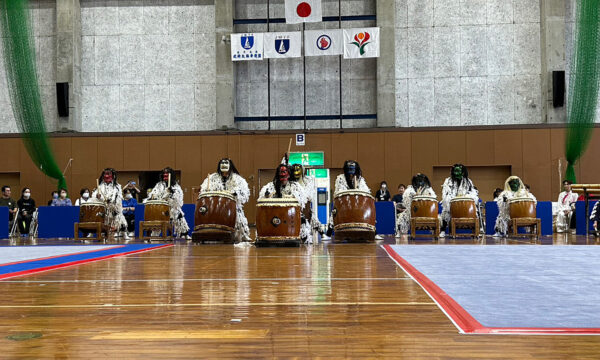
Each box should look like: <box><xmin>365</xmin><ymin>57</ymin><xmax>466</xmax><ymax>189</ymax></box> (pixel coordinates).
<box><xmin>565</xmin><ymin>0</ymin><xmax>600</xmax><ymax>183</ymax></box>
<box><xmin>0</xmin><ymin>0</ymin><xmax>66</xmax><ymax>190</ymax></box>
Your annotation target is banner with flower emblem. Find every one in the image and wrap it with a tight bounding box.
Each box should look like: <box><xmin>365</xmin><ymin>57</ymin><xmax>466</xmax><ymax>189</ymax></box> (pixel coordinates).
<box><xmin>343</xmin><ymin>27</ymin><xmax>380</xmax><ymax>59</ymax></box>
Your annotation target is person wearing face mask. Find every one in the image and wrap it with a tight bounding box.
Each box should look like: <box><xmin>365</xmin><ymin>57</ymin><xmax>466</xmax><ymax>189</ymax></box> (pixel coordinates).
<box><xmin>122</xmin><ymin>189</ymin><xmax>137</xmax><ymax>236</ymax></box>
<box><xmin>375</xmin><ymin>181</ymin><xmax>391</xmax><ymax>202</ymax></box>
<box><xmin>148</xmin><ymin>167</ymin><xmax>190</xmax><ymax>239</ymax></box>
<box><xmin>200</xmin><ymin>158</ymin><xmax>251</xmax><ymax>242</ymax></box>
<box><xmin>396</xmin><ymin>173</ymin><xmax>437</xmax><ymax>235</ymax></box>
<box><xmin>47</xmin><ymin>191</ymin><xmax>58</xmax><ymax>206</ymax></box>
<box><xmin>440</xmin><ymin>164</ymin><xmax>479</xmax><ymax>237</ymax></box>
<box><xmin>75</xmin><ymin>188</ymin><xmax>91</xmax><ymax>206</ymax></box>
<box><xmin>17</xmin><ymin>187</ymin><xmax>36</xmax><ymax>235</ymax></box>
<box><xmin>51</xmin><ymin>188</ymin><xmax>72</xmax><ymax>206</ymax></box>
<box><xmin>92</xmin><ymin>168</ymin><xmax>129</xmax><ymax>239</ymax></box>
<box><xmin>493</xmin><ymin>176</ymin><xmax>537</xmax><ymax>237</ymax></box>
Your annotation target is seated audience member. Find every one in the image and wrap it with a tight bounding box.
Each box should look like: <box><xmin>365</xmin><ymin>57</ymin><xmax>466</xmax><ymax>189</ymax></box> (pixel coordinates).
<box><xmin>122</xmin><ymin>189</ymin><xmax>137</xmax><ymax>236</ymax></box>
<box><xmin>74</xmin><ymin>188</ymin><xmax>91</xmax><ymax>206</ymax></box>
<box><xmin>123</xmin><ymin>181</ymin><xmax>141</xmax><ymax>201</ymax></box>
<box><xmin>493</xmin><ymin>188</ymin><xmax>503</xmax><ymax>201</ymax></box>
<box><xmin>556</xmin><ymin>180</ymin><xmax>578</xmax><ymax>233</ymax></box>
<box><xmin>0</xmin><ymin>185</ymin><xmax>18</xmax><ymax>228</ymax></box>
<box><xmin>51</xmin><ymin>188</ymin><xmax>72</xmax><ymax>206</ymax></box>
<box><xmin>375</xmin><ymin>181</ymin><xmax>391</xmax><ymax>202</ymax></box>
<box><xmin>17</xmin><ymin>187</ymin><xmax>36</xmax><ymax>235</ymax></box>
<box><xmin>48</xmin><ymin>191</ymin><xmax>58</xmax><ymax>205</ymax></box>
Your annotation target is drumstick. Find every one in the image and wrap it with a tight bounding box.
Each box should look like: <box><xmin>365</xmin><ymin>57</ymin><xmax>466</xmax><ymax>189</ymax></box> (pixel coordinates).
<box><xmin>286</xmin><ymin>138</ymin><xmax>292</xmax><ymax>164</ymax></box>
<box><xmin>168</xmin><ymin>173</ymin><xmax>171</xmax><ymax>188</ymax></box>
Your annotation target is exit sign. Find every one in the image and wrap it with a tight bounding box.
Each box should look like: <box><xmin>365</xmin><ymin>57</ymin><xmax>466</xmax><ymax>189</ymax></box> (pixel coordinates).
<box><xmin>289</xmin><ymin>151</ymin><xmax>324</xmax><ymax>167</ymax></box>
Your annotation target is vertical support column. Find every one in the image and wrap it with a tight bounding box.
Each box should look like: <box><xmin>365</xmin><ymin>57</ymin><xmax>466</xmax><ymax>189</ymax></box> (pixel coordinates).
<box><xmin>215</xmin><ymin>0</ymin><xmax>235</xmax><ymax>130</ymax></box>
<box><xmin>56</xmin><ymin>0</ymin><xmax>82</xmax><ymax>131</ymax></box>
<box><xmin>540</xmin><ymin>0</ymin><xmax>567</xmax><ymax>123</ymax></box>
<box><xmin>376</xmin><ymin>0</ymin><xmax>396</xmax><ymax>128</ymax></box>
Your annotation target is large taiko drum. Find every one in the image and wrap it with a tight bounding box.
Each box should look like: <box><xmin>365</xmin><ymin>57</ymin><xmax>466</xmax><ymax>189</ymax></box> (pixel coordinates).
<box><xmin>332</xmin><ymin>190</ymin><xmax>376</xmax><ymax>242</ymax></box>
<box><xmin>411</xmin><ymin>195</ymin><xmax>438</xmax><ymax>218</ymax></box>
<box><xmin>509</xmin><ymin>197</ymin><xmax>536</xmax><ymax>219</ymax></box>
<box><xmin>256</xmin><ymin>197</ymin><xmax>301</xmax><ymax>244</ymax></box>
<box><xmin>79</xmin><ymin>202</ymin><xmax>106</xmax><ymax>223</ymax></box>
<box><xmin>450</xmin><ymin>197</ymin><xmax>477</xmax><ymax>219</ymax></box>
<box><xmin>194</xmin><ymin>191</ymin><xmax>237</xmax><ymax>242</ymax></box>
<box><xmin>145</xmin><ymin>200</ymin><xmax>170</xmax><ymax>222</ymax></box>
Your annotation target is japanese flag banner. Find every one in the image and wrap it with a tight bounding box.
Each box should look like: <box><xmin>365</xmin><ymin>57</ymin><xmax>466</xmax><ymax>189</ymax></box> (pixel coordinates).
<box><xmin>285</xmin><ymin>0</ymin><xmax>322</xmax><ymax>24</ymax></box>
<box><xmin>343</xmin><ymin>27</ymin><xmax>380</xmax><ymax>59</ymax></box>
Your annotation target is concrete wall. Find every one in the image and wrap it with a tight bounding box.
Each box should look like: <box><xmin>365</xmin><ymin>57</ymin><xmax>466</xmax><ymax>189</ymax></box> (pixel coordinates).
<box><xmin>0</xmin><ymin>0</ymin><xmax>58</xmax><ymax>134</ymax></box>
<box><xmin>234</xmin><ymin>0</ymin><xmax>378</xmax><ymax>130</ymax></box>
<box><xmin>394</xmin><ymin>0</ymin><xmax>543</xmax><ymax>127</ymax></box>
<box><xmin>79</xmin><ymin>0</ymin><xmax>216</xmax><ymax>132</ymax></box>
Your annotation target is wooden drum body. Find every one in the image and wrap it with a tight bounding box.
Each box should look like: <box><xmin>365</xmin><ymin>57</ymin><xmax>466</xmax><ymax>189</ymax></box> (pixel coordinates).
<box><xmin>450</xmin><ymin>197</ymin><xmax>477</xmax><ymax>219</ymax></box>
<box><xmin>194</xmin><ymin>191</ymin><xmax>237</xmax><ymax>242</ymax></box>
<box><xmin>79</xmin><ymin>203</ymin><xmax>106</xmax><ymax>224</ymax></box>
<box><xmin>332</xmin><ymin>190</ymin><xmax>376</xmax><ymax>242</ymax></box>
<box><xmin>256</xmin><ymin>198</ymin><xmax>301</xmax><ymax>244</ymax></box>
<box><xmin>509</xmin><ymin>197</ymin><xmax>536</xmax><ymax>219</ymax></box>
<box><xmin>411</xmin><ymin>196</ymin><xmax>438</xmax><ymax>218</ymax></box>
<box><xmin>144</xmin><ymin>200</ymin><xmax>170</xmax><ymax>222</ymax></box>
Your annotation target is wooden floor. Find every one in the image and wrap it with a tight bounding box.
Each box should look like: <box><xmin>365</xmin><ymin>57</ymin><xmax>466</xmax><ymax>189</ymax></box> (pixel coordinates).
<box><xmin>1</xmin><ymin>234</ymin><xmax>600</xmax><ymax>359</ymax></box>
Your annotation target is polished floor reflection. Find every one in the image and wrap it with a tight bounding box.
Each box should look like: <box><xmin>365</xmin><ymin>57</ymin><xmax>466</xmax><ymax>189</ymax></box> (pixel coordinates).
<box><xmin>1</xmin><ymin>235</ymin><xmax>600</xmax><ymax>358</ymax></box>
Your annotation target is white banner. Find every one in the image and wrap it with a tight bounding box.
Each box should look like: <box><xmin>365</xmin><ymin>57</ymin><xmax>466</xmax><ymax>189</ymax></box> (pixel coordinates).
<box><xmin>343</xmin><ymin>27</ymin><xmax>380</xmax><ymax>59</ymax></box>
<box><xmin>264</xmin><ymin>32</ymin><xmax>302</xmax><ymax>59</ymax></box>
<box><xmin>304</xmin><ymin>29</ymin><xmax>343</xmax><ymax>57</ymax></box>
<box><xmin>285</xmin><ymin>0</ymin><xmax>322</xmax><ymax>24</ymax></box>
<box><xmin>231</xmin><ymin>33</ymin><xmax>264</xmax><ymax>61</ymax></box>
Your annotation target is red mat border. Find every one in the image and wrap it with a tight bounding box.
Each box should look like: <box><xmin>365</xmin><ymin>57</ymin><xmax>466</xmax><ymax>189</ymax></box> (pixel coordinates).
<box><xmin>382</xmin><ymin>244</ymin><xmax>600</xmax><ymax>335</ymax></box>
<box><xmin>0</xmin><ymin>244</ymin><xmax>173</xmax><ymax>280</ymax></box>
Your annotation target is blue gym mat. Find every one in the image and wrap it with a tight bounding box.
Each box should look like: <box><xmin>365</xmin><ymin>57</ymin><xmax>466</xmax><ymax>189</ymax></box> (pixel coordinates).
<box><xmin>0</xmin><ymin>244</ymin><xmax>171</xmax><ymax>280</ymax></box>
<box><xmin>383</xmin><ymin>245</ymin><xmax>600</xmax><ymax>335</ymax></box>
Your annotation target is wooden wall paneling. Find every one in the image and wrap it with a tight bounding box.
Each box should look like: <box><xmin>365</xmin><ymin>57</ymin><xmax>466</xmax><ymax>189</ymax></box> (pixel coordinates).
<box><xmin>201</xmin><ymin>136</ymin><xmax>229</xmax><ymax>180</ymax></box>
<box><xmin>522</xmin><ymin>129</ymin><xmax>552</xmax><ymax>201</ymax></box>
<box><xmin>181</xmin><ymin>171</ymin><xmax>204</xmax><ymax>204</ymax></box>
<box><xmin>331</xmin><ymin>133</ymin><xmax>357</xmax><ymax>168</ymax></box>
<box><xmin>148</xmin><ymin>136</ymin><xmax>176</xmax><ymax>170</ymax></box>
<box><xmin>384</xmin><ymin>132</ymin><xmax>411</xmax><ymax>191</ymax></box>
<box><xmin>253</xmin><ymin>135</ymin><xmax>279</xmax><ymax>170</ymax></box>
<box><xmin>123</xmin><ymin>137</ymin><xmax>149</xmax><ymax>170</ymax></box>
<box><xmin>357</xmin><ymin>133</ymin><xmax>385</xmax><ymax>191</ymax></box>
<box><xmin>466</xmin><ymin>130</ymin><xmax>495</xmax><ymax>165</ymax></box>
<box><xmin>175</xmin><ymin>136</ymin><xmax>202</xmax><ymax>173</ymax></box>
<box><xmin>71</xmin><ymin>137</ymin><xmax>98</xmax><ymax>175</ymax></box>
<box><xmin>494</xmin><ymin>130</ymin><xmax>523</xmax><ymax>175</ymax></box>
<box><xmin>438</xmin><ymin>131</ymin><xmax>466</xmax><ymax>166</ymax></box>
<box><xmin>578</xmin><ymin>128</ymin><xmax>600</xmax><ymax>185</ymax></box>
<box><xmin>227</xmin><ymin>134</ymin><xmax>241</xmax><ymax>164</ymax></box>
<box><xmin>239</xmin><ymin>135</ymin><xmax>257</xmax><ymax>223</ymax></box>
<box><xmin>97</xmin><ymin>137</ymin><xmax>124</xmax><ymax>172</ymax></box>
<box><xmin>0</xmin><ymin>138</ymin><xmax>21</xmax><ymax>172</ymax></box>
<box><xmin>550</xmin><ymin>128</ymin><xmax>567</xmax><ymax>199</ymax></box>
<box><xmin>411</xmin><ymin>132</ymin><xmax>438</xmax><ymax>177</ymax></box>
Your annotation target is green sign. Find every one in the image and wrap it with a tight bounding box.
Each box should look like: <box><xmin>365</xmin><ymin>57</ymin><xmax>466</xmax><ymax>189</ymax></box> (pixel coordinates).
<box><xmin>289</xmin><ymin>151</ymin><xmax>324</xmax><ymax>166</ymax></box>
<box><xmin>308</xmin><ymin>168</ymin><xmax>328</xmax><ymax>178</ymax></box>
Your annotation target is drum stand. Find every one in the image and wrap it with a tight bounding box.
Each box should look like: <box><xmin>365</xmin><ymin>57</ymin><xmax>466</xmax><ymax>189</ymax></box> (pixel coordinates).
<box><xmin>410</xmin><ymin>217</ymin><xmax>440</xmax><ymax>240</ymax></box>
<box><xmin>511</xmin><ymin>218</ymin><xmax>541</xmax><ymax>238</ymax></box>
<box><xmin>74</xmin><ymin>222</ymin><xmax>105</xmax><ymax>241</ymax></box>
<box><xmin>139</xmin><ymin>221</ymin><xmax>172</xmax><ymax>241</ymax></box>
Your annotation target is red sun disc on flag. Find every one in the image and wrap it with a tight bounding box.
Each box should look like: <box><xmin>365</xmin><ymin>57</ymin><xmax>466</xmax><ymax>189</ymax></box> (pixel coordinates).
<box><xmin>296</xmin><ymin>2</ymin><xmax>312</xmax><ymax>18</ymax></box>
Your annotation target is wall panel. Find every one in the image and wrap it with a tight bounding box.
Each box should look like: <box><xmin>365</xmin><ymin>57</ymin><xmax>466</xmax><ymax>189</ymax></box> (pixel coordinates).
<box><xmin>494</xmin><ymin>130</ymin><xmax>523</xmax><ymax>175</ymax></box>
<box><xmin>331</xmin><ymin>133</ymin><xmax>357</xmax><ymax>167</ymax></box>
<box><xmin>357</xmin><ymin>133</ymin><xmax>385</xmax><ymax>190</ymax></box>
<box><xmin>438</xmin><ymin>131</ymin><xmax>466</xmax><ymax>166</ymax></box>
<box><xmin>97</xmin><ymin>137</ymin><xmax>124</xmax><ymax>171</ymax></box>
<box><xmin>123</xmin><ymin>137</ymin><xmax>149</xmax><ymax>170</ymax></box>
<box><xmin>411</xmin><ymin>132</ymin><xmax>438</xmax><ymax>176</ymax></box>
<box><xmin>384</xmin><ymin>132</ymin><xmax>412</xmax><ymax>189</ymax></box>
<box><xmin>522</xmin><ymin>129</ymin><xmax>552</xmax><ymax>200</ymax></box>
<box><xmin>0</xmin><ymin>138</ymin><xmax>21</xmax><ymax>172</ymax></box>
<box><xmin>466</xmin><ymin>130</ymin><xmax>495</xmax><ymax>165</ymax></box>
<box><xmin>149</xmin><ymin>136</ymin><xmax>176</xmax><ymax>170</ymax></box>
